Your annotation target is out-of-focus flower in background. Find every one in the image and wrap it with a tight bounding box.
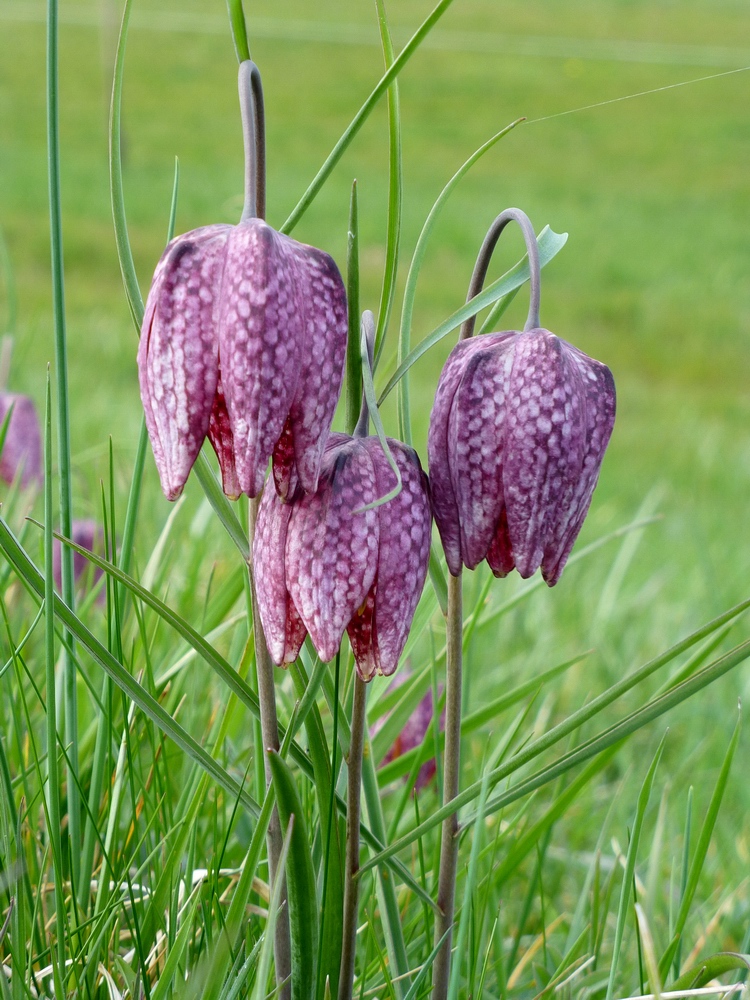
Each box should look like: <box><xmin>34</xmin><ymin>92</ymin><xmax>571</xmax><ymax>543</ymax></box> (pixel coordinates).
<box><xmin>0</xmin><ymin>393</ymin><xmax>42</xmax><ymax>489</ymax></box>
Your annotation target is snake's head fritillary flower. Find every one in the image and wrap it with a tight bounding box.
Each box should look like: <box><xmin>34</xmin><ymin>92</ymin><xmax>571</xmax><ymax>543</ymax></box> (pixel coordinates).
<box><xmin>0</xmin><ymin>393</ymin><xmax>42</xmax><ymax>490</ymax></box>
<box><xmin>138</xmin><ymin>218</ymin><xmax>348</xmax><ymax>502</ymax></box>
<box><xmin>428</xmin><ymin>327</ymin><xmax>615</xmax><ymax>585</ymax></box>
<box><xmin>253</xmin><ymin>433</ymin><xmax>432</xmax><ymax>681</ymax></box>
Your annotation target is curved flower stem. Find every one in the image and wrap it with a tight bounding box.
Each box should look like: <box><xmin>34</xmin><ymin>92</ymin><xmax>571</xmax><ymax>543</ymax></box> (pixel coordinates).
<box><xmin>339</xmin><ymin>674</ymin><xmax>367</xmax><ymax>1000</ymax></box>
<box><xmin>248</xmin><ymin>496</ymin><xmax>292</xmax><ymax>1000</ymax></box>
<box><xmin>460</xmin><ymin>207</ymin><xmax>541</xmax><ymax>339</ymax></box>
<box><xmin>432</xmin><ymin>570</ymin><xmax>463</xmax><ymax>1000</ymax></box>
<box><xmin>238</xmin><ymin>59</ymin><xmax>266</xmax><ymax>223</ymax></box>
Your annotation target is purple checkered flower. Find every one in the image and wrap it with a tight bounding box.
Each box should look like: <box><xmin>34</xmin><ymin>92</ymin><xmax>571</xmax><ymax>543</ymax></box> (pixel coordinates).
<box><xmin>0</xmin><ymin>393</ymin><xmax>42</xmax><ymax>490</ymax></box>
<box><xmin>253</xmin><ymin>433</ymin><xmax>432</xmax><ymax>681</ymax></box>
<box><xmin>428</xmin><ymin>327</ymin><xmax>615</xmax><ymax>585</ymax></box>
<box><xmin>138</xmin><ymin>218</ymin><xmax>348</xmax><ymax>501</ymax></box>
<box><xmin>374</xmin><ymin>671</ymin><xmax>445</xmax><ymax>789</ymax></box>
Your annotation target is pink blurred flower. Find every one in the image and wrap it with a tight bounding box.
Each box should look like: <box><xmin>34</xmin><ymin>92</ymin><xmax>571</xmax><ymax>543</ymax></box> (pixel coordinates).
<box><xmin>0</xmin><ymin>393</ymin><xmax>42</xmax><ymax>489</ymax></box>
<box><xmin>375</xmin><ymin>673</ymin><xmax>445</xmax><ymax>789</ymax></box>
<box><xmin>53</xmin><ymin>520</ymin><xmax>105</xmax><ymax>600</ymax></box>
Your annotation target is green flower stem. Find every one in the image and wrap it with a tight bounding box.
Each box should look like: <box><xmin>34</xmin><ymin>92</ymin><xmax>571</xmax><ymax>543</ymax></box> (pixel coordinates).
<box><xmin>432</xmin><ymin>570</ymin><xmax>463</xmax><ymax>1000</ymax></box>
<box><xmin>338</xmin><ymin>675</ymin><xmax>367</xmax><ymax>1000</ymax></box>
<box><xmin>247</xmin><ymin>496</ymin><xmax>291</xmax><ymax>1000</ymax></box>
<box><xmin>47</xmin><ymin>0</ymin><xmax>80</xmax><ymax>893</ymax></box>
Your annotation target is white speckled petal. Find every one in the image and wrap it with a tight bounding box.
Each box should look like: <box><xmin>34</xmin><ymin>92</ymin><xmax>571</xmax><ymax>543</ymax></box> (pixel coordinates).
<box><xmin>0</xmin><ymin>393</ymin><xmax>42</xmax><ymax>489</ymax></box>
<box><xmin>427</xmin><ymin>339</ymin><xmax>481</xmax><ymax>575</ymax></box>
<box><xmin>286</xmin><ymin>440</ymin><xmax>379</xmax><ymax>662</ymax></box>
<box><xmin>355</xmin><ymin>439</ymin><xmax>431</xmax><ymax>678</ymax></box>
<box><xmin>541</xmin><ymin>343</ymin><xmax>616</xmax><ymax>584</ymax></box>
<box><xmin>219</xmin><ymin>220</ymin><xmax>303</xmax><ymax>498</ymax></box>
<box><xmin>502</xmin><ymin>329</ymin><xmax>586</xmax><ymax>578</ymax></box>
<box><xmin>138</xmin><ymin>225</ymin><xmax>230</xmax><ymax>500</ymax></box>
<box><xmin>447</xmin><ymin>333</ymin><xmax>516</xmax><ymax>570</ymax></box>
<box><xmin>284</xmin><ymin>242</ymin><xmax>348</xmax><ymax>494</ymax></box>
<box><xmin>253</xmin><ymin>486</ymin><xmax>308</xmax><ymax>665</ymax></box>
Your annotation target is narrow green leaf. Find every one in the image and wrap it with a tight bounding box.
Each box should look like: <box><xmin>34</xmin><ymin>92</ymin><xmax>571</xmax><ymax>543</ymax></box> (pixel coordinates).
<box><xmin>360</xmin><ymin>637</ymin><xmax>750</xmax><ymax>874</ymax></box>
<box><xmin>281</xmin><ymin>0</ymin><xmax>458</xmax><ymax>234</ymax></box>
<box><xmin>373</xmin><ymin>0</ymin><xmax>402</xmax><ymax>366</ymax></box>
<box><xmin>378</xmin><ymin>226</ymin><xmax>568</xmax><ymax>405</ymax></box>
<box><xmin>396</xmin><ymin>119</ymin><xmax>522</xmax><ymax>444</ymax></box>
<box><xmin>606</xmin><ymin>734</ymin><xmax>667</xmax><ymax>1000</ymax></box>
<box><xmin>659</xmin><ymin>707</ymin><xmax>742</xmax><ymax>982</ymax></box>
<box><xmin>150</xmin><ymin>882</ymin><xmax>203</xmax><ymax>1000</ymax></box>
<box><xmin>193</xmin><ymin>452</ymin><xmax>250</xmax><ymax>562</ymax></box>
<box><xmin>225</xmin><ymin>0</ymin><xmax>250</xmax><ymax>63</ymax></box>
<box><xmin>0</xmin><ymin>519</ymin><xmax>260</xmax><ymax>819</ymax></box>
<box><xmin>671</xmin><ymin>952</ymin><xmax>750</xmax><ymax>991</ymax></box>
<box><xmin>268</xmin><ymin>750</ymin><xmax>319</xmax><ymax>1000</ymax></box>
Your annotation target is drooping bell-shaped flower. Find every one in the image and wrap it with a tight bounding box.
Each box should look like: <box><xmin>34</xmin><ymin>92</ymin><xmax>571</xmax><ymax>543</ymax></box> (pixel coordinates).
<box><xmin>0</xmin><ymin>393</ymin><xmax>42</xmax><ymax>489</ymax></box>
<box><xmin>138</xmin><ymin>61</ymin><xmax>347</xmax><ymax>502</ymax></box>
<box><xmin>253</xmin><ymin>432</ymin><xmax>432</xmax><ymax>681</ymax></box>
<box><xmin>428</xmin><ymin>209</ymin><xmax>616</xmax><ymax>585</ymax></box>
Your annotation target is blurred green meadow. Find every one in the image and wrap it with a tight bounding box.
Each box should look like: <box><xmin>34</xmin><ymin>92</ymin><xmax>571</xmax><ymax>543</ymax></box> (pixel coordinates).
<box><xmin>1</xmin><ymin>0</ymin><xmax>750</xmax><ymax>990</ymax></box>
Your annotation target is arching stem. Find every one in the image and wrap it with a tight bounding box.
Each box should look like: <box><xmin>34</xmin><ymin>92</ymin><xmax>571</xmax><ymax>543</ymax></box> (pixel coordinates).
<box><xmin>238</xmin><ymin>60</ymin><xmax>266</xmax><ymax>223</ymax></box>
<box><xmin>460</xmin><ymin>207</ymin><xmax>541</xmax><ymax>339</ymax></box>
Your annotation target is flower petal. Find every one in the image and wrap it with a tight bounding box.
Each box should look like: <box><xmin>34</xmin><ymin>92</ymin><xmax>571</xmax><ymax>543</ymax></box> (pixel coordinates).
<box><xmin>427</xmin><ymin>340</ymin><xmax>477</xmax><ymax>575</ymax></box>
<box><xmin>285</xmin><ymin>440</ymin><xmax>379</xmax><ymax>662</ymax></box>
<box><xmin>253</xmin><ymin>487</ymin><xmax>308</xmax><ymax>665</ymax></box>
<box><xmin>503</xmin><ymin>329</ymin><xmax>586</xmax><ymax>578</ymax></box>
<box><xmin>346</xmin><ymin>585</ymin><xmax>378</xmax><ymax>681</ymax></box>
<box><xmin>364</xmin><ymin>439</ymin><xmax>432</xmax><ymax>677</ymax></box>
<box><xmin>447</xmin><ymin>333</ymin><xmax>515</xmax><ymax>570</ymax></box>
<box><xmin>207</xmin><ymin>367</ymin><xmax>241</xmax><ymax>500</ymax></box>
<box><xmin>541</xmin><ymin>344</ymin><xmax>616</xmax><ymax>585</ymax></box>
<box><xmin>139</xmin><ymin>225</ymin><xmax>230</xmax><ymax>500</ymax></box>
<box><xmin>283</xmin><ymin>242</ymin><xmax>348</xmax><ymax>494</ymax></box>
<box><xmin>219</xmin><ymin>220</ymin><xmax>303</xmax><ymax>497</ymax></box>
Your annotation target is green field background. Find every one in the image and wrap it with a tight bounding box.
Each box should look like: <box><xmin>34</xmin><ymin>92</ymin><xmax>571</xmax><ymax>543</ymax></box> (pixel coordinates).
<box><xmin>1</xmin><ymin>0</ymin><xmax>749</xmax><ymax>953</ymax></box>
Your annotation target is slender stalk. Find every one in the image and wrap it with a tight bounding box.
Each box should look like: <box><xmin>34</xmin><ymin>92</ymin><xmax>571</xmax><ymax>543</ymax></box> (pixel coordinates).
<box><xmin>339</xmin><ymin>675</ymin><xmax>367</xmax><ymax>1000</ymax></box>
<box><xmin>238</xmin><ymin>60</ymin><xmax>266</xmax><ymax>223</ymax></box>
<box><xmin>248</xmin><ymin>496</ymin><xmax>291</xmax><ymax>1000</ymax></box>
<box><xmin>47</xmin><ymin>0</ymin><xmax>80</xmax><ymax>892</ymax></box>
<box><xmin>432</xmin><ymin>570</ymin><xmax>463</xmax><ymax>1000</ymax></box>
<box><xmin>43</xmin><ymin>372</ymin><xmax>66</xmax><ymax>989</ymax></box>
<box><xmin>338</xmin><ymin>311</ymin><xmax>376</xmax><ymax>1000</ymax></box>
<box><xmin>460</xmin><ymin>207</ymin><xmax>541</xmax><ymax>339</ymax></box>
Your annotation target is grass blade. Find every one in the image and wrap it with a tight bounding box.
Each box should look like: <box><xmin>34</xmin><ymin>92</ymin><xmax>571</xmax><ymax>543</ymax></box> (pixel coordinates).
<box><xmin>658</xmin><ymin>707</ymin><xmax>742</xmax><ymax>982</ymax></box>
<box><xmin>252</xmin><ymin>817</ymin><xmax>294</xmax><ymax>1000</ymax></box>
<box><xmin>268</xmin><ymin>750</ymin><xmax>319</xmax><ymax>1000</ymax></box>
<box><xmin>47</xmin><ymin>0</ymin><xmax>79</xmax><ymax>893</ymax></box>
<box><xmin>606</xmin><ymin>733</ymin><xmax>667</xmax><ymax>1000</ymax></box>
<box><xmin>373</xmin><ymin>0</ymin><xmax>402</xmax><ymax>366</ymax></box>
<box><xmin>396</xmin><ymin>120</ymin><xmax>522</xmax><ymax>444</ymax></box>
<box><xmin>378</xmin><ymin>226</ymin><xmax>568</xmax><ymax>405</ymax></box>
<box><xmin>281</xmin><ymin>0</ymin><xmax>457</xmax><ymax>234</ymax></box>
